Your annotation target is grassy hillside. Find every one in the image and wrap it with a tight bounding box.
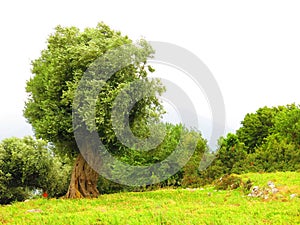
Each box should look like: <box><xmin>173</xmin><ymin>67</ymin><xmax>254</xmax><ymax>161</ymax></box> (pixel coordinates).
<box><xmin>0</xmin><ymin>172</ymin><xmax>299</xmax><ymax>225</ymax></box>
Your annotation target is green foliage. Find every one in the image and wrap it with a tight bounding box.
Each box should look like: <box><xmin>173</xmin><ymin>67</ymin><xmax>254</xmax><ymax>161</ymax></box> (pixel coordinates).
<box><xmin>244</xmin><ymin>104</ymin><xmax>300</xmax><ymax>172</ymax></box>
<box><xmin>0</xmin><ymin>137</ymin><xmax>71</xmax><ymax>204</ymax></box>
<box><xmin>201</xmin><ymin>104</ymin><xmax>300</xmax><ymax>182</ymax></box>
<box><xmin>201</xmin><ymin>133</ymin><xmax>248</xmax><ymax>182</ymax></box>
<box><xmin>236</xmin><ymin>106</ymin><xmax>279</xmax><ymax>153</ymax></box>
<box><xmin>217</xmin><ymin>133</ymin><xmax>248</xmax><ymax>174</ymax></box>
<box><xmin>101</xmin><ymin>103</ymin><xmax>300</xmax><ymax>189</ymax></box>
<box><xmin>24</xmin><ymin>22</ymin><xmax>164</xmax><ymax>159</ymax></box>
<box><xmin>213</xmin><ymin>174</ymin><xmax>243</xmax><ymax>190</ymax></box>
<box><xmin>95</xmin><ymin>124</ymin><xmax>208</xmax><ymax>192</ymax></box>
<box><xmin>180</xmin><ymin>129</ymin><xmax>208</xmax><ymax>187</ymax></box>
<box><xmin>114</xmin><ymin>123</ymin><xmax>183</xmax><ymax>167</ymax></box>
<box><xmin>251</xmin><ymin>134</ymin><xmax>300</xmax><ymax>172</ymax></box>
<box><xmin>272</xmin><ymin>104</ymin><xmax>300</xmax><ymax>145</ymax></box>
<box><xmin>236</xmin><ymin>103</ymin><xmax>299</xmax><ymax>152</ymax></box>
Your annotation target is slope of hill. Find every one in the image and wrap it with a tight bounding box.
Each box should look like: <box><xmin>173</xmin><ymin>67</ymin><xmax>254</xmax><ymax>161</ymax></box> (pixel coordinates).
<box><xmin>0</xmin><ymin>172</ymin><xmax>299</xmax><ymax>225</ymax></box>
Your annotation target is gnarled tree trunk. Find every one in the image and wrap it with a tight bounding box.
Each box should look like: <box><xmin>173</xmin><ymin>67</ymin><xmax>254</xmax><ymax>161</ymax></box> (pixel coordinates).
<box><xmin>66</xmin><ymin>153</ymin><xmax>99</xmax><ymax>198</ymax></box>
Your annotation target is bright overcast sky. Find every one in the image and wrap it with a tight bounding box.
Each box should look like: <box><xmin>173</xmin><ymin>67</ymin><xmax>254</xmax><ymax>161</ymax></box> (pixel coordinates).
<box><xmin>1</xmin><ymin>0</ymin><xmax>300</xmax><ymax>144</ymax></box>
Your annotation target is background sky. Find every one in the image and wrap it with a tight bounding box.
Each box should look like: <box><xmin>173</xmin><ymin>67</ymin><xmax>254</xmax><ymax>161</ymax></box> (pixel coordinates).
<box><xmin>1</xmin><ymin>0</ymin><xmax>300</xmax><ymax>147</ymax></box>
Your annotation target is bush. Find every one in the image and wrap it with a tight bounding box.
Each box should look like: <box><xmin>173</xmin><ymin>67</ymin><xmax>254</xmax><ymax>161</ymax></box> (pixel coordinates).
<box><xmin>214</xmin><ymin>174</ymin><xmax>243</xmax><ymax>190</ymax></box>
<box><xmin>249</xmin><ymin>134</ymin><xmax>300</xmax><ymax>172</ymax></box>
<box><xmin>95</xmin><ymin>124</ymin><xmax>209</xmax><ymax>193</ymax></box>
<box><xmin>213</xmin><ymin>174</ymin><xmax>252</xmax><ymax>193</ymax></box>
<box><xmin>0</xmin><ymin>137</ymin><xmax>72</xmax><ymax>204</ymax></box>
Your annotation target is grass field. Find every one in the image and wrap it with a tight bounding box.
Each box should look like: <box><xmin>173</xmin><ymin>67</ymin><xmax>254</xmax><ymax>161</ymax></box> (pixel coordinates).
<box><xmin>0</xmin><ymin>172</ymin><xmax>299</xmax><ymax>225</ymax></box>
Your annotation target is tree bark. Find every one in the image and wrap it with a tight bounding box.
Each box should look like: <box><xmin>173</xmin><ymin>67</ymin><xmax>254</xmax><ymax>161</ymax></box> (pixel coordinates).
<box><xmin>65</xmin><ymin>153</ymin><xmax>99</xmax><ymax>198</ymax></box>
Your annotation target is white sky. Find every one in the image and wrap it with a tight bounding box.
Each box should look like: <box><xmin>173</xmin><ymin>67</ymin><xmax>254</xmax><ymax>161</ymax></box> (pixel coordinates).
<box><xmin>1</xmin><ymin>0</ymin><xmax>300</xmax><ymax>143</ymax></box>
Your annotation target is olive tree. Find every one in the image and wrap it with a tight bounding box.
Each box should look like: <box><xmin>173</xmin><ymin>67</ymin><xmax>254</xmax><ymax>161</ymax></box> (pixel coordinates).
<box><xmin>24</xmin><ymin>23</ymin><xmax>164</xmax><ymax>198</ymax></box>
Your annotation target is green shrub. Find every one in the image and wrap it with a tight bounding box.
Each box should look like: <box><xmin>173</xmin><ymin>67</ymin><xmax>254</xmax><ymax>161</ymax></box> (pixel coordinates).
<box><xmin>214</xmin><ymin>174</ymin><xmax>243</xmax><ymax>190</ymax></box>
<box><xmin>0</xmin><ymin>137</ymin><xmax>71</xmax><ymax>204</ymax></box>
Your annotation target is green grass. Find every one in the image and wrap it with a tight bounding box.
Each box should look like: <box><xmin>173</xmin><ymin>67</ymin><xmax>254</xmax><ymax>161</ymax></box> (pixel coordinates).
<box><xmin>0</xmin><ymin>172</ymin><xmax>299</xmax><ymax>224</ymax></box>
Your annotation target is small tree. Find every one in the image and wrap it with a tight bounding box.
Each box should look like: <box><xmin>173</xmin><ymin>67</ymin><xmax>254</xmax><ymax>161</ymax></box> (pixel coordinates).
<box><xmin>251</xmin><ymin>104</ymin><xmax>300</xmax><ymax>172</ymax></box>
<box><xmin>252</xmin><ymin>134</ymin><xmax>300</xmax><ymax>172</ymax></box>
<box><xmin>202</xmin><ymin>133</ymin><xmax>248</xmax><ymax>181</ymax></box>
<box><xmin>236</xmin><ymin>106</ymin><xmax>279</xmax><ymax>153</ymax></box>
<box><xmin>272</xmin><ymin>104</ymin><xmax>300</xmax><ymax>145</ymax></box>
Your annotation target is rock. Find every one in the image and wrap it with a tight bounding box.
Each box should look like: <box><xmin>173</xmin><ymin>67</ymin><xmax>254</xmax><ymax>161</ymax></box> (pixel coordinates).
<box><xmin>185</xmin><ymin>188</ymin><xmax>198</xmax><ymax>192</ymax></box>
<box><xmin>248</xmin><ymin>186</ymin><xmax>268</xmax><ymax>198</ymax></box>
<box><xmin>264</xmin><ymin>195</ymin><xmax>269</xmax><ymax>200</ymax></box>
<box><xmin>290</xmin><ymin>194</ymin><xmax>297</xmax><ymax>199</ymax></box>
<box><xmin>248</xmin><ymin>182</ymin><xmax>282</xmax><ymax>199</ymax></box>
<box><xmin>27</xmin><ymin>209</ymin><xmax>42</xmax><ymax>213</ymax></box>
<box><xmin>252</xmin><ymin>186</ymin><xmax>259</xmax><ymax>192</ymax></box>
<box><xmin>267</xmin><ymin>181</ymin><xmax>275</xmax><ymax>189</ymax></box>
<box><xmin>251</xmin><ymin>186</ymin><xmax>260</xmax><ymax>195</ymax></box>
<box><xmin>271</xmin><ymin>187</ymin><xmax>279</xmax><ymax>194</ymax></box>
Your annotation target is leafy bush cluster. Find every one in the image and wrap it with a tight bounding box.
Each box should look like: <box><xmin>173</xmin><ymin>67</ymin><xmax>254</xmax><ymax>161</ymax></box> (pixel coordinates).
<box><xmin>96</xmin><ymin>123</ymin><xmax>208</xmax><ymax>193</ymax></box>
<box><xmin>0</xmin><ymin>137</ymin><xmax>71</xmax><ymax>204</ymax></box>
<box><xmin>202</xmin><ymin>104</ymin><xmax>300</xmax><ymax>182</ymax></box>
<box><xmin>214</xmin><ymin>174</ymin><xmax>252</xmax><ymax>191</ymax></box>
